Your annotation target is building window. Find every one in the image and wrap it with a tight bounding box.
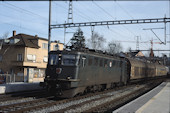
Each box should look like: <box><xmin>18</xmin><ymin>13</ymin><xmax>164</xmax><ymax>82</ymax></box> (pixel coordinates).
<box><xmin>33</xmin><ymin>69</ymin><xmax>45</xmax><ymax>78</ymax></box>
<box><xmin>27</xmin><ymin>54</ymin><xmax>36</xmax><ymax>62</ymax></box>
<box><xmin>53</xmin><ymin>44</ymin><xmax>59</xmax><ymax>50</ymax></box>
<box><xmin>0</xmin><ymin>55</ymin><xmax>2</xmax><ymax>61</ymax></box>
<box><xmin>43</xmin><ymin>56</ymin><xmax>48</xmax><ymax>63</ymax></box>
<box><xmin>17</xmin><ymin>54</ymin><xmax>23</xmax><ymax>61</ymax></box>
<box><xmin>10</xmin><ymin>39</ymin><xmax>14</xmax><ymax>44</ymax></box>
<box><xmin>42</xmin><ymin>43</ymin><xmax>48</xmax><ymax>50</ymax></box>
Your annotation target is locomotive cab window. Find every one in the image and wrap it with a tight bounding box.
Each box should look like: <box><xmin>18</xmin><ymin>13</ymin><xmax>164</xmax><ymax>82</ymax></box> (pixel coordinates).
<box><xmin>49</xmin><ymin>54</ymin><xmax>58</xmax><ymax>65</ymax></box>
<box><xmin>62</xmin><ymin>55</ymin><xmax>77</xmax><ymax>66</ymax></box>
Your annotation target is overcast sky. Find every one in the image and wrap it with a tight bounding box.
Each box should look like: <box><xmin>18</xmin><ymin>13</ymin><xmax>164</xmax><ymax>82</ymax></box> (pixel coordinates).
<box><xmin>0</xmin><ymin>1</ymin><xmax>169</xmax><ymax>56</ymax></box>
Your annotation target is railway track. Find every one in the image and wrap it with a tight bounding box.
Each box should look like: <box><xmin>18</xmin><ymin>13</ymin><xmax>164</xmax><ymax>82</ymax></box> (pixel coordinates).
<box><xmin>0</xmin><ymin>79</ymin><xmax>165</xmax><ymax>113</ymax></box>
<box><xmin>0</xmin><ymin>90</ymin><xmax>47</xmax><ymax>102</ymax></box>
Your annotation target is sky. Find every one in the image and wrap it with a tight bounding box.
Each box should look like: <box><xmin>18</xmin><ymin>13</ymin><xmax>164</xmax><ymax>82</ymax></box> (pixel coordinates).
<box><xmin>0</xmin><ymin>1</ymin><xmax>170</xmax><ymax>56</ymax></box>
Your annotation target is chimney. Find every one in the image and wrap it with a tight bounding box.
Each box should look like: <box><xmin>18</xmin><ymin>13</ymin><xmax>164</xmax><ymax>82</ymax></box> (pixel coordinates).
<box><xmin>13</xmin><ymin>30</ymin><xmax>16</xmax><ymax>36</ymax></box>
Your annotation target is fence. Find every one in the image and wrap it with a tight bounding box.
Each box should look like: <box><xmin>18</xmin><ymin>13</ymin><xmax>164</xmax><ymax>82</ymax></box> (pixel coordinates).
<box><xmin>0</xmin><ymin>74</ymin><xmax>15</xmax><ymax>84</ymax></box>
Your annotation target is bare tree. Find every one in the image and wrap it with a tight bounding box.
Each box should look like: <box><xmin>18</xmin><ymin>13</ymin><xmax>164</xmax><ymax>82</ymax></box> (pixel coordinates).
<box><xmin>87</xmin><ymin>32</ymin><xmax>106</xmax><ymax>50</ymax></box>
<box><xmin>106</xmin><ymin>41</ymin><xmax>123</xmax><ymax>54</ymax></box>
<box><xmin>0</xmin><ymin>32</ymin><xmax>9</xmax><ymax>39</ymax></box>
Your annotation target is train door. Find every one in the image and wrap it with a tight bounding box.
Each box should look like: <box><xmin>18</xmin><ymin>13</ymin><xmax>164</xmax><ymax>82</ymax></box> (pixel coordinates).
<box><xmin>144</xmin><ymin>62</ymin><xmax>148</xmax><ymax>80</ymax></box>
<box><xmin>78</xmin><ymin>55</ymin><xmax>87</xmax><ymax>86</ymax></box>
<box><xmin>120</xmin><ymin>60</ymin><xmax>128</xmax><ymax>85</ymax></box>
<box><xmin>125</xmin><ymin>58</ymin><xmax>131</xmax><ymax>82</ymax></box>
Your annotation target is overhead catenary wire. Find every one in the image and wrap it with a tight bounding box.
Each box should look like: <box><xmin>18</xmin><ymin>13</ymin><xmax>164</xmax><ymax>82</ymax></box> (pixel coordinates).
<box><xmin>0</xmin><ymin>22</ymin><xmax>48</xmax><ymax>36</ymax></box>
<box><xmin>0</xmin><ymin>2</ymin><xmax>65</xmax><ymax>39</ymax></box>
<box><xmin>4</xmin><ymin>2</ymin><xmax>49</xmax><ymax>21</ymax></box>
<box><xmin>92</xmin><ymin>1</ymin><xmax>137</xmax><ymax>37</ymax></box>
<box><xmin>74</xmin><ymin>2</ymin><xmax>138</xmax><ymax>45</ymax></box>
<box><xmin>53</xmin><ymin>2</ymin><xmax>92</xmax><ymax>43</ymax></box>
<box><xmin>91</xmin><ymin>1</ymin><xmax>147</xmax><ymax>50</ymax></box>
<box><xmin>115</xmin><ymin>2</ymin><xmax>153</xmax><ymax>48</ymax></box>
<box><xmin>1</xmin><ymin>1</ymin><xmax>168</xmax><ymax>53</ymax></box>
<box><xmin>53</xmin><ymin>1</ymin><xmax>149</xmax><ymax>50</ymax></box>
<box><xmin>99</xmin><ymin>1</ymin><xmax>155</xmax><ymax>50</ymax></box>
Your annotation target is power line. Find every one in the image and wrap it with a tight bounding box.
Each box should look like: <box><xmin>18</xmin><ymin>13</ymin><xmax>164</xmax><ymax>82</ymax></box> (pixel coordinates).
<box><xmin>92</xmin><ymin>1</ymin><xmax>147</xmax><ymax>49</ymax></box>
<box><xmin>115</xmin><ymin>2</ymin><xmax>152</xmax><ymax>41</ymax></box>
<box><xmin>0</xmin><ymin>12</ymin><xmax>48</xmax><ymax>27</ymax></box>
<box><xmin>0</xmin><ymin>21</ymin><xmax>48</xmax><ymax>36</ymax></box>
<box><xmin>93</xmin><ymin>2</ymin><xmax>115</xmax><ymax>20</ymax></box>
<box><xmin>4</xmin><ymin>2</ymin><xmax>48</xmax><ymax>21</ymax></box>
<box><xmin>74</xmin><ymin>2</ymin><xmax>138</xmax><ymax>43</ymax></box>
<box><xmin>54</xmin><ymin>1</ymin><xmax>135</xmax><ymax>43</ymax></box>
<box><xmin>93</xmin><ymin>1</ymin><xmax>137</xmax><ymax>37</ymax></box>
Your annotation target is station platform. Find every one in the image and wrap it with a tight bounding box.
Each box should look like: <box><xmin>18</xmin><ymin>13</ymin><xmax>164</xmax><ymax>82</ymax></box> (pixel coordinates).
<box><xmin>0</xmin><ymin>82</ymin><xmax>42</xmax><ymax>94</ymax></box>
<box><xmin>113</xmin><ymin>82</ymin><xmax>170</xmax><ymax>113</ymax></box>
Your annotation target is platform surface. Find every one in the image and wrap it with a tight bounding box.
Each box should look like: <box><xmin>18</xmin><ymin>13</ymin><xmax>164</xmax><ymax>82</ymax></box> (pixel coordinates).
<box><xmin>0</xmin><ymin>82</ymin><xmax>42</xmax><ymax>94</ymax></box>
<box><xmin>113</xmin><ymin>82</ymin><xmax>170</xmax><ymax>113</ymax></box>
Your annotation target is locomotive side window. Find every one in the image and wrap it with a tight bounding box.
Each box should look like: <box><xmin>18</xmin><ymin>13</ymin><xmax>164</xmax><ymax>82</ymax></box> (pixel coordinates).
<box><xmin>49</xmin><ymin>54</ymin><xmax>58</xmax><ymax>65</ymax></box>
<box><xmin>62</xmin><ymin>55</ymin><xmax>76</xmax><ymax>66</ymax></box>
<box><xmin>94</xmin><ymin>57</ymin><xmax>98</xmax><ymax>66</ymax></box>
<box><xmin>104</xmin><ymin>59</ymin><xmax>108</xmax><ymax>67</ymax></box>
<box><xmin>118</xmin><ymin>61</ymin><xmax>121</xmax><ymax>67</ymax></box>
<box><xmin>112</xmin><ymin>60</ymin><xmax>116</xmax><ymax>67</ymax></box>
<box><xmin>99</xmin><ymin>59</ymin><xmax>103</xmax><ymax>67</ymax></box>
<box><xmin>88</xmin><ymin>57</ymin><xmax>93</xmax><ymax>66</ymax></box>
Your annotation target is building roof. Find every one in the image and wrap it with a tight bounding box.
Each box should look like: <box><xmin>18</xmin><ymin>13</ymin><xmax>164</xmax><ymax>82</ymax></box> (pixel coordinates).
<box><xmin>3</xmin><ymin>32</ymin><xmax>63</xmax><ymax>49</ymax></box>
<box><xmin>7</xmin><ymin>33</ymin><xmax>48</xmax><ymax>48</ymax></box>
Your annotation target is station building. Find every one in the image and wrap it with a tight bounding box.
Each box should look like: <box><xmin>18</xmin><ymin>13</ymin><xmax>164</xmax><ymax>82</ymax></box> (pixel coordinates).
<box><xmin>0</xmin><ymin>31</ymin><xmax>63</xmax><ymax>83</ymax></box>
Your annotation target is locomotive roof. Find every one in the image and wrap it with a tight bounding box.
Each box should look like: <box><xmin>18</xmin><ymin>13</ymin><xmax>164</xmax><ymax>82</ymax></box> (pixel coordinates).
<box><xmin>49</xmin><ymin>50</ymin><xmax>121</xmax><ymax>60</ymax></box>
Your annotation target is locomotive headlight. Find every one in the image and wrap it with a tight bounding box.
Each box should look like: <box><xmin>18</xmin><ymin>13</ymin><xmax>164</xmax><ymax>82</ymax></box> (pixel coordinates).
<box><xmin>67</xmin><ymin>76</ymin><xmax>71</xmax><ymax>80</ymax></box>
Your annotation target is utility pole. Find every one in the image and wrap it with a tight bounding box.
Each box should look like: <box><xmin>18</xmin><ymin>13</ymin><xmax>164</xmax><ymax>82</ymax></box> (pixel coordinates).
<box><xmin>164</xmin><ymin>15</ymin><xmax>167</xmax><ymax>45</ymax></box>
<box><xmin>48</xmin><ymin>0</ymin><xmax>51</xmax><ymax>53</ymax></box>
<box><xmin>64</xmin><ymin>21</ymin><xmax>66</xmax><ymax>46</ymax></box>
<box><xmin>91</xmin><ymin>26</ymin><xmax>95</xmax><ymax>49</ymax></box>
<box><xmin>67</xmin><ymin>0</ymin><xmax>73</xmax><ymax>23</ymax></box>
<box><xmin>64</xmin><ymin>0</ymin><xmax>73</xmax><ymax>46</ymax></box>
<box><xmin>135</xmin><ymin>36</ymin><xmax>140</xmax><ymax>50</ymax></box>
<box><xmin>143</xmin><ymin>27</ymin><xmax>164</xmax><ymax>44</ymax></box>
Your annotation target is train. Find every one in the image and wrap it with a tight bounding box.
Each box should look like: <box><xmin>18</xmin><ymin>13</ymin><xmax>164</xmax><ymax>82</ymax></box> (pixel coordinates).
<box><xmin>40</xmin><ymin>49</ymin><xmax>168</xmax><ymax>98</ymax></box>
